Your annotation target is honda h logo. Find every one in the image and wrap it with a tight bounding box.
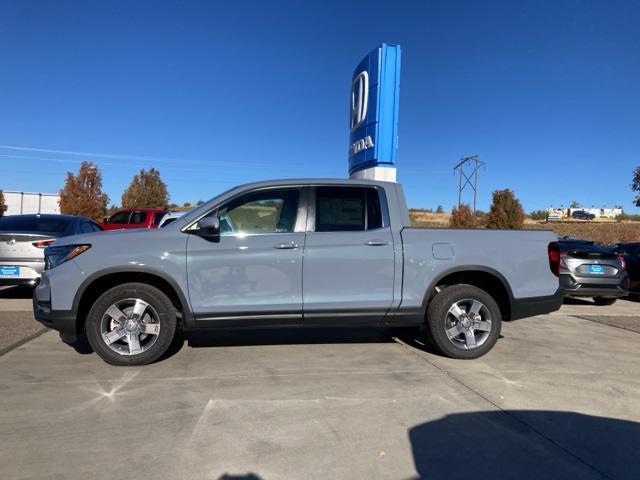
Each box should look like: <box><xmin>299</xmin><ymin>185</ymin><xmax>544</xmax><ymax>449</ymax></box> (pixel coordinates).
<box><xmin>350</xmin><ymin>71</ymin><xmax>369</xmax><ymax>131</ymax></box>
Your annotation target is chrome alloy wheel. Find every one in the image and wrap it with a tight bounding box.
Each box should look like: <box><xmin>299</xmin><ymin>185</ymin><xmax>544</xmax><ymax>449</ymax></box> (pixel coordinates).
<box><xmin>100</xmin><ymin>298</ymin><xmax>161</xmax><ymax>356</ymax></box>
<box><xmin>444</xmin><ymin>298</ymin><xmax>492</xmax><ymax>350</ymax></box>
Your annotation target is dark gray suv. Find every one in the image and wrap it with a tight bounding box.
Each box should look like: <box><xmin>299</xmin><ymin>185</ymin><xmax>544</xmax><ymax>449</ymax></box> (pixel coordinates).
<box><xmin>559</xmin><ymin>238</ymin><xmax>629</xmax><ymax>305</ymax></box>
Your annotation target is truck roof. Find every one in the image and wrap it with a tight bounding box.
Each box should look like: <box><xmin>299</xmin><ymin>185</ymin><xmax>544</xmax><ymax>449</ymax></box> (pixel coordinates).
<box><xmin>227</xmin><ymin>178</ymin><xmax>397</xmax><ymax>189</ymax></box>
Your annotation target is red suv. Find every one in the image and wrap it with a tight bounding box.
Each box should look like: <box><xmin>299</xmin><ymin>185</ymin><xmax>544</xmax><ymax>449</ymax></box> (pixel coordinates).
<box><xmin>100</xmin><ymin>208</ymin><xmax>169</xmax><ymax>230</ymax></box>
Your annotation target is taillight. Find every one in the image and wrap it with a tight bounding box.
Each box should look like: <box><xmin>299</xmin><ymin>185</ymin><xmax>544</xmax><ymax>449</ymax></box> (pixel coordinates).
<box><xmin>559</xmin><ymin>252</ymin><xmax>569</xmax><ymax>270</ymax></box>
<box><xmin>32</xmin><ymin>239</ymin><xmax>54</xmax><ymax>248</ymax></box>
<box><xmin>618</xmin><ymin>255</ymin><xmax>626</xmax><ymax>271</ymax></box>
<box><xmin>548</xmin><ymin>242</ymin><xmax>560</xmax><ymax>276</ymax></box>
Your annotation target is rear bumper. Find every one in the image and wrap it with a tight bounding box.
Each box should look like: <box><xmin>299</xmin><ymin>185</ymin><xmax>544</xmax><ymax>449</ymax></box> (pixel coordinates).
<box><xmin>0</xmin><ymin>278</ymin><xmax>39</xmax><ymax>287</ymax></box>
<box><xmin>510</xmin><ymin>288</ymin><xmax>564</xmax><ymax>320</ymax></box>
<box><xmin>0</xmin><ymin>260</ymin><xmax>44</xmax><ymax>286</ymax></box>
<box><xmin>560</xmin><ymin>273</ymin><xmax>628</xmax><ymax>298</ymax></box>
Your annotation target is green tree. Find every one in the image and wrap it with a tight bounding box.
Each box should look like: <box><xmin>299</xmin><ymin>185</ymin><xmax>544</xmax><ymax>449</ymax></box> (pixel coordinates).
<box><xmin>449</xmin><ymin>204</ymin><xmax>478</xmax><ymax>228</ymax></box>
<box><xmin>486</xmin><ymin>189</ymin><xmax>525</xmax><ymax>229</ymax></box>
<box><xmin>0</xmin><ymin>190</ymin><xmax>7</xmax><ymax>217</ymax></box>
<box><xmin>631</xmin><ymin>167</ymin><xmax>640</xmax><ymax>206</ymax></box>
<box><xmin>59</xmin><ymin>161</ymin><xmax>109</xmax><ymax>220</ymax></box>
<box><xmin>121</xmin><ymin>168</ymin><xmax>169</xmax><ymax>208</ymax></box>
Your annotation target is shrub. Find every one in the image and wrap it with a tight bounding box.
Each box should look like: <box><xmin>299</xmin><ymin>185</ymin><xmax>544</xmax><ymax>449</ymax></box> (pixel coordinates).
<box><xmin>529</xmin><ymin>210</ymin><xmax>548</xmax><ymax>221</ymax></box>
<box><xmin>486</xmin><ymin>189</ymin><xmax>525</xmax><ymax>229</ymax></box>
<box><xmin>450</xmin><ymin>204</ymin><xmax>478</xmax><ymax>228</ymax></box>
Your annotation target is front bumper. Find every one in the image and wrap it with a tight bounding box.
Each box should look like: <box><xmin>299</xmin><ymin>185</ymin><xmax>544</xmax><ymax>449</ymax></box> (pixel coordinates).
<box><xmin>32</xmin><ymin>295</ymin><xmax>77</xmax><ymax>338</ymax></box>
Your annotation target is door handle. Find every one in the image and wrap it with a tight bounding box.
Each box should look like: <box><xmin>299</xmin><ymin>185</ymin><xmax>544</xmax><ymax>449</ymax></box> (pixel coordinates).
<box><xmin>274</xmin><ymin>242</ymin><xmax>300</xmax><ymax>249</ymax></box>
<box><xmin>365</xmin><ymin>240</ymin><xmax>389</xmax><ymax>246</ymax></box>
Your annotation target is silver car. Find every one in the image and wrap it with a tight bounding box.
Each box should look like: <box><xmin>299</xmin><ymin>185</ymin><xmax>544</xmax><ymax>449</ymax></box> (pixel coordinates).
<box><xmin>0</xmin><ymin>214</ymin><xmax>102</xmax><ymax>287</ymax></box>
<box><xmin>559</xmin><ymin>238</ymin><xmax>629</xmax><ymax>305</ymax></box>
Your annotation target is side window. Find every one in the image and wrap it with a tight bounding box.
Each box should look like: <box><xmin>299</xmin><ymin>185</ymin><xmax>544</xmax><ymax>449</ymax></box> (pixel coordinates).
<box><xmin>80</xmin><ymin>222</ymin><xmax>94</xmax><ymax>234</ymax></box>
<box><xmin>367</xmin><ymin>188</ymin><xmax>383</xmax><ymax>230</ymax></box>
<box><xmin>315</xmin><ymin>187</ymin><xmax>383</xmax><ymax>232</ymax></box>
<box><xmin>89</xmin><ymin>222</ymin><xmax>103</xmax><ymax>232</ymax></box>
<box><xmin>130</xmin><ymin>212</ymin><xmax>148</xmax><ymax>224</ymax></box>
<box><xmin>153</xmin><ymin>213</ymin><xmax>165</xmax><ymax>226</ymax></box>
<box><xmin>216</xmin><ymin>189</ymin><xmax>300</xmax><ymax>235</ymax></box>
<box><xmin>109</xmin><ymin>211</ymin><xmax>130</xmax><ymax>224</ymax></box>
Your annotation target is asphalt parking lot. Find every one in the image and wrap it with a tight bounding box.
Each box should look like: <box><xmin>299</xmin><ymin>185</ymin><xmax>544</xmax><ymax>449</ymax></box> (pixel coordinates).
<box><xmin>1</xmin><ymin>287</ymin><xmax>639</xmax><ymax>480</ymax></box>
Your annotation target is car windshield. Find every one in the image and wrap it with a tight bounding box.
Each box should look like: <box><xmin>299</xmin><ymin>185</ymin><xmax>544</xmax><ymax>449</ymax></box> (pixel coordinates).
<box><xmin>0</xmin><ymin>215</ymin><xmax>73</xmax><ymax>234</ymax></box>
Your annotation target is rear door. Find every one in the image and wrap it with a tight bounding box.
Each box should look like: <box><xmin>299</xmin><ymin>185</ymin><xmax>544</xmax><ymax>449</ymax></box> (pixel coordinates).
<box><xmin>302</xmin><ymin>186</ymin><xmax>395</xmax><ymax>324</ymax></box>
<box><xmin>128</xmin><ymin>211</ymin><xmax>149</xmax><ymax>229</ymax></box>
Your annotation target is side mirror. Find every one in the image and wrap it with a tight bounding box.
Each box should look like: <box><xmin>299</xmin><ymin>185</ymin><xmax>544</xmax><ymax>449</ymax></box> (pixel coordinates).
<box><xmin>103</xmin><ymin>217</ymin><xmax>110</xmax><ymax>224</ymax></box>
<box><xmin>196</xmin><ymin>215</ymin><xmax>220</xmax><ymax>240</ymax></box>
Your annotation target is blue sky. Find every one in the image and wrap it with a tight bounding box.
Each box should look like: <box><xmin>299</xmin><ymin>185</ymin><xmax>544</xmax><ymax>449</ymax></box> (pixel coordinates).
<box><xmin>1</xmin><ymin>0</ymin><xmax>639</xmax><ymax>212</ymax></box>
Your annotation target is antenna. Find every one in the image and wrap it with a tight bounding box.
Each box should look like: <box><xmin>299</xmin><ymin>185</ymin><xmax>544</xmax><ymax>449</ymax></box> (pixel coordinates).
<box><xmin>453</xmin><ymin>155</ymin><xmax>485</xmax><ymax>212</ymax></box>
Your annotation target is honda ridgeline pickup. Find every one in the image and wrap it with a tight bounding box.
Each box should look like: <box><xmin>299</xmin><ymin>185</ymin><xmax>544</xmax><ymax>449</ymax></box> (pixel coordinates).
<box><xmin>34</xmin><ymin>179</ymin><xmax>562</xmax><ymax>365</ymax></box>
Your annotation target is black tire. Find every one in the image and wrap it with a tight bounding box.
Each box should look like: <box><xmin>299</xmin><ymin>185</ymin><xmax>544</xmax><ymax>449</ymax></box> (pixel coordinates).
<box><xmin>593</xmin><ymin>297</ymin><xmax>617</xmax><ymax>306</ymax></box>
<box><xmin>426</xmin><ymin>284</ymin><xmax>502</xmax><ymax>359</ymax></box>
<box><xmin>85</xmin><ymin>283</ymin><xmax>177</xmax><ymax>366</ymax></box>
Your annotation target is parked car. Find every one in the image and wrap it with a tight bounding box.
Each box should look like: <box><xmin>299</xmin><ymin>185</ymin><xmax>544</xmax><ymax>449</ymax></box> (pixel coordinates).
<box><xmin>158</xmin><ymin>210</ymin><xmax>189</xmax><ymax>227</ymax></box>
<box><xmin>0</xmin><ymin>214</ymin><xmax>102</xmax><ymax>287</ymax></box>
<box><xmin>100</xmin><ymin>208</ymin><xmax>169</xmax><ymax>230</ymax></box>
<box><xmin>558</xmin><ymin>238</ymin><xmax>628</xmax><ymax>304</ymax></box>
<box><xmin>612</xmin><ymin>242</ymin><xmax>640</xmax><ymax>293</ymax></box>
<box><xmin>571</xmin><ymin>210</ymin><xmax>596</xmax><ymax>220</ymax></box>
<box><xmin>34</xmin><ymin>179</ymin><xmax>562</xmax><ymax>365</ymax></box>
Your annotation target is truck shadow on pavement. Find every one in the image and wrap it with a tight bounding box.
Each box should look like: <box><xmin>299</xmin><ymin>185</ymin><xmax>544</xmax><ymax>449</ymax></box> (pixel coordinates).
<box><xmin>185</xmin><ymin>326</ymin><xmax>417</xmax><ymax>349</ymax></box>
<box><xmin>408</xmin><ymin>410</ymin><xmax>640</xmax><ymax>480</ymax></box>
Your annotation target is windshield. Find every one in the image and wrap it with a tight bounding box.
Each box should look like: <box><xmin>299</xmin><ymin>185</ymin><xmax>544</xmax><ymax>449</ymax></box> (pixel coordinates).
<box><xmin>0</xmin><ymin>215</ymin><xmax>73</xmax><ymax>234</ymax></box>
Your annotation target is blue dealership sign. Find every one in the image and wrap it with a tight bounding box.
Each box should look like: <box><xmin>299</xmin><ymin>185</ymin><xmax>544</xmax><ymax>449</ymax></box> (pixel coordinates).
<box><xmin>349</xmin><ymin>43</ymin><xmax>401</xmax><ymax>175</ymax></box>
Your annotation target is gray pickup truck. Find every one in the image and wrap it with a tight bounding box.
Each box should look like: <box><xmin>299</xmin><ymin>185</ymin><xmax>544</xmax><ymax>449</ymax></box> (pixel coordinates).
<box><xmin>34</xmin><ymin>179</ymin><xmax>562</xmax><ymax>365</ymax></box>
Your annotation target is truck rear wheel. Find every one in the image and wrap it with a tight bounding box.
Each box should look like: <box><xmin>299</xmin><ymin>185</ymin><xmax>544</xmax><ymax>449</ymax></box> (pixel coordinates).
<box><xmin>426</xmin><ymin>284</ymin><xmax>501</xmax><ymax>359</ymax></box>
<box><xmin>85</xmin><ymin>283</ymin><xmax>177</xmax><ymax>366</ymax></box>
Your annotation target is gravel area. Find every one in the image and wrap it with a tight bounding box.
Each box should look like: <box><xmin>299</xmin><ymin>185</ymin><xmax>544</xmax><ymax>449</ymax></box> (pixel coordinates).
<box><xmin>575</xmin><ymin>315</ymin><xmax>640</xmax><ymax>333</ymax></box>
<box><xmin>0</xmin><ymin>311</ymin><xmax>48</xmax><ymax>355</ymax></box>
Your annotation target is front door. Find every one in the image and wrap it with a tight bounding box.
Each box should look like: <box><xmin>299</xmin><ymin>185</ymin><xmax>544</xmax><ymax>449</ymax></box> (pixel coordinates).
<box><xmin>187</xmin><ymin>187</ymin><xmax>306</xmax><ymax>326</ymax></box>
<box><xmin>302</xmin><ymin>186</ymin><xmax>395</xmax><ymax>324</ymax></box>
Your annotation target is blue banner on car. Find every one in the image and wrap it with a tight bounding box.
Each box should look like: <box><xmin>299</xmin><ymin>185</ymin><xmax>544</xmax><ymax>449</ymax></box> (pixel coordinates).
<box><xmin>348</xmin><ymin>43</ymin><xmax>401</xmax><ymax>175</ymax></box>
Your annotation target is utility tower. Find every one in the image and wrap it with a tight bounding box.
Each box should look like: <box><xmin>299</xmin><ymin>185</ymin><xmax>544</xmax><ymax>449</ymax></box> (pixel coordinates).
<box><xmin>453</xmin><ymin>155</ymin><xmax>485</xmax><ymax>212</ymax></box>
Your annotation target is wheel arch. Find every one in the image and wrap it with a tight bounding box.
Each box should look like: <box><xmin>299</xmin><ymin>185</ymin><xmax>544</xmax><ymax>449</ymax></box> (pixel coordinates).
<box><xmin>72</xmin><ymin>267</ymin><xmax>193</xmax><ymax>335</ymax></box>
<box><xmin>422</xmin><ymin>266</ymin><xmax>514</xmax><ymax>321</ymax></box>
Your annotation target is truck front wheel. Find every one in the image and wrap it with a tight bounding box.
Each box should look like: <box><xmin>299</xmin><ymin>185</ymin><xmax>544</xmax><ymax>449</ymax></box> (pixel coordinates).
<box><xmin>426</xmin><ymin>284</ymin><xmax>502</xmax><ymax>359</ymax></box>
<box><xmin>85</xmin><ymin>283</ymin><xmax>177</xmax><ymax>366</ymax></box>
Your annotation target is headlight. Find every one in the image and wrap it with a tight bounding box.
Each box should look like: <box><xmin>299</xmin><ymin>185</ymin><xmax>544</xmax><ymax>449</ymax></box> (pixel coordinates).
<box><xmin>44</xmin><ymin>244</ymin><xmax>91</xmax><ymax>269</ymax></box>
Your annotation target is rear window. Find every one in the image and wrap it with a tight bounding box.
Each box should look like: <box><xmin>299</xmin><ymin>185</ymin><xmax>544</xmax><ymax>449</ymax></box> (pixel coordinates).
<box><xmin>560</xmin><ymin>242</ymin><xmax>609</xmax><ymax>254</ymax></box>
<box><xmin>0</xmin><ymin>215</ymin><xmax>73</xmax><ymax>234</ymax></box>
<box><xmin>315</xmin><ymin>187</ymin><xmax>383</xmax><ymax>232</ymax></box>
<box><xmin>130</xmin><ymin>212</ymin><xmax>148</xmax><ymax>224</ymax></box>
